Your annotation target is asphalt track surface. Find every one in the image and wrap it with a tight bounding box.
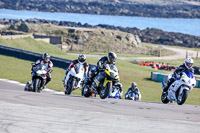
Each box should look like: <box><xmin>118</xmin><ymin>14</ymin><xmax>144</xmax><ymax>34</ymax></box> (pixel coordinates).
<box><xmin>0</xmin><ymin>80</ymin><xmax>200</xmax><ymax>133</ymax></box>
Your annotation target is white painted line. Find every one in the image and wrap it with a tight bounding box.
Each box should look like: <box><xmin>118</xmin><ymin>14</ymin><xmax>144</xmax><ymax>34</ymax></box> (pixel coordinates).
<box><xmin>0</xmin><ymin>79</ymin><xmax>65</xmax><ymax>95</ymax></box>
<box><xmin>0</xmin><ymin>79</ymin><xmax>25</xmax><ymax>86</ymax></box>
<box><xmin>43</xmin><ymin>88</ymin><xmax>65</xmax><ymax>95</ymax></box>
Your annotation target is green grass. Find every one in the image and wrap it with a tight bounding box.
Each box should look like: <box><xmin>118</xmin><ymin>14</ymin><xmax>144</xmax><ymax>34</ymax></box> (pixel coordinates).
<box><xmin>0</xmin><ymin>37</ymin><xmax>76</xmax><ymax>59</ymax></box>
<box><xmin>0</xmin><ymin>38</ymin><xmax>200</xmax><ymax>105</ymax></box>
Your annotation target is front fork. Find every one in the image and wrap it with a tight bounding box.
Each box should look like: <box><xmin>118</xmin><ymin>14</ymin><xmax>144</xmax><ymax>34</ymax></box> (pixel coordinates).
<box><xmin>103</xmin><ymin>78</ymin><xmax>112</xmax><ymax>87</ymax></box>
<box><xmin>103</xmin><ymin>78</ymin><xmax>112</xmax><ymax>94</ymax></box>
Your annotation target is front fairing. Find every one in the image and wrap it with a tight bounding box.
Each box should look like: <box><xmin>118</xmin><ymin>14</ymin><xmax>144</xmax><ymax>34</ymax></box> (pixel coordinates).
<box><xmin>32</xmin><ymin>64</ymin><xmax>47</xmax><ymax>79</ymax></box>
<box><xmin>65</xmin><ymin>63</ymin><xmax>85</xmax><ymax>87</ymax></box>
<box><xmin>104</xmin><ymin>64</ymin><xmax>119</xmax><ymax>80</ymax></box>
<box><xmin>178</xmin><ymin>71</ymin><xmax>196</xmax><ymax>90</ymax></box>
<box><xmin>168</xmin><ymin>71</ymin><xmax>196</xmax><ymax>101</ymax></box>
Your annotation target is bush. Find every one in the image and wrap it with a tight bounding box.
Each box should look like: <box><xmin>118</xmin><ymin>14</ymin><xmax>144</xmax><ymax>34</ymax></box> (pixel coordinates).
<box><xmin>17</xmin><ymin>23</ymin><xmax>29</xmax><ymax>32</ymax></box>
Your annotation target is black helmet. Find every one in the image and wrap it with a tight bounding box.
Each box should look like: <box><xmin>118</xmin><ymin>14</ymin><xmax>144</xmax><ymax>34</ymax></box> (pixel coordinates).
<box><xmin>131</xmin><ymin>82</ymin><xmax>137</xmax><ymax>91</ymax></box>
<box><xmin>78</xmin><ymin>54</ymin><xmax>86</xmax><ymax>63</ymax></box>
<box><xmin>107</xmin><ymin>52</ymin><xmax>117</xmax><ymax>64</ymax></box>
<box><xmin>42</xmin><ymin>53</ymin><xmax>50</xmax><ymax>62</ymax></box>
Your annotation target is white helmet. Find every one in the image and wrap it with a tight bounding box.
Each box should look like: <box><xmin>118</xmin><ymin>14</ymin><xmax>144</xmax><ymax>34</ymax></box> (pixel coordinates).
<box><xmin>185</xmin><ymin>58</ymin><xmax>193</xmax><ymax>69</ymax></box>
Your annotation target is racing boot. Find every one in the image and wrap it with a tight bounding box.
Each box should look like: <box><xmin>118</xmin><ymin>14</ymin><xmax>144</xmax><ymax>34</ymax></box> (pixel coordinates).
<box><xmin>62</xmin><ymin>77</ymin><xmax>66</xmax><ymax>82</ymax></box>
<box><xmin>42</xmin><ymin>85</ymin><xmax>46</xmax><ymax>89</ymax></box>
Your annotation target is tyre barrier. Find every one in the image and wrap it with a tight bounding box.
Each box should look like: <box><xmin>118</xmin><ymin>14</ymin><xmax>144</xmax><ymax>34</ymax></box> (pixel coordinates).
<box><xmin>151</xmin><ymin>72</ymin><xmax>169</xmax><ymax>83</ymax></box>
<box><xmin>151</xmin><ymin>72</ymin><xmax>200</xmax><ymax>88</ymax></box>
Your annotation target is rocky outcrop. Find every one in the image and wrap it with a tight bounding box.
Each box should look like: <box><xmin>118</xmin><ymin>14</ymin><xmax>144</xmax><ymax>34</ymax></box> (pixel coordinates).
<box><xmin>0</xmin><ymin>0</ymin><xmax>200</xmax><ymax>18</ymax></box>
<box><xmin>61</xmin><ymin>28</ymin><xmax>141</xmax><ymax>53</ymax></box>
<box><xmin>0</xmin><ymin>18</ymin><xmax>200</xmax><ymax>48</ymax></box>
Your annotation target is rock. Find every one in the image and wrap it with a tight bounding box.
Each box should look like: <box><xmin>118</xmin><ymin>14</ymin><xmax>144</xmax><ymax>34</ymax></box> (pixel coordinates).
<box><xmin>116</xmin><ymin>35</ymin><xmax>122</xmax><ymax>40</ymax></box>
<box><xmin>68</xmin><ymin>29</ymin><xmax>75</xmax><ymax>33</ymax></box>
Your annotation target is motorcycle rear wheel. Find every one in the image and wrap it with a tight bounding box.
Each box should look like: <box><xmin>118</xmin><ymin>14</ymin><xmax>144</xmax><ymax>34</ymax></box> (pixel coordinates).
<box><xmin>100</xmin><ymin>82</ymin><xmax>112</xmax><ymax>99</ymax></box>
<box><xmin>177</xmin><ymin>89</ymin><xmax>189</xmax><ymax>105</ymax></box>
<box><xmin>82</xmin><ymin>85</ymin><xmax>92</xmax><ymax>97</ymax></box>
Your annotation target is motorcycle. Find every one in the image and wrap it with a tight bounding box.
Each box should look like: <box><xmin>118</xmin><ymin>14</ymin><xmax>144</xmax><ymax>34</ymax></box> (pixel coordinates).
<box><xmin>125</xmin><ymin>92</ymin><xmax>141</xmax><ymax>101</ymax></box>
<box><xmin>24</xmin><ymin>63</ymin><xmax>47</xmax><ymax>92</ymax></box>
<box><xmin>161</xmin><ymin>71</ymin><xmax>196</xmax><ymax>105</ymax></box>
<box><xmin>108</xmin><ymin>82</ymin><xmax>123</xmax><ymax>99</ymax></box>
<box><xmin>82</xmin><ymin>64</ymin><xmax>120</xmax><ymax>99</ymax></box>
<box><xmin>64</xmin><ymin>63</ymin><xmax>85</xmax><ymax>95</ymax></box>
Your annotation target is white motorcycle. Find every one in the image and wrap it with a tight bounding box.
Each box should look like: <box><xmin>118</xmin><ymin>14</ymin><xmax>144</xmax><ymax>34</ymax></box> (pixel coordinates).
<box><xmin>161</xmin><ymin>71</ymin><xmax>196</xmax><ymax>105</ymax></box>
<box><xmin>64</xmin><ymin>63</ymin><xmax>85</xmax><ymax>95</ymax></box>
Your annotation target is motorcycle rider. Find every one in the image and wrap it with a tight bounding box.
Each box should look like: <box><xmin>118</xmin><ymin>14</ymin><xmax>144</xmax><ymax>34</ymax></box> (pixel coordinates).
<box><xmin>163</xmin><ymin>58</ymin><xmax>194</xmax><ymax>93</ymax></box>
<box><xmin>91</xmin><ymin>51</ymin><xmax>117</xmax><ymax>94</ymax></box>
<box><xmin>33</xmin><ymin>53</ymin><xmax>53</xmax><ymax>88</ymax></box>
<box><xmin>62</xmin><ymin>54</ymin><xmax>89</xmax><ymax>83</ymax></box>
<box><xmin>125</xmin><ymin>82</ymin><xmax>141</xmax><ymax>101</ymax></box>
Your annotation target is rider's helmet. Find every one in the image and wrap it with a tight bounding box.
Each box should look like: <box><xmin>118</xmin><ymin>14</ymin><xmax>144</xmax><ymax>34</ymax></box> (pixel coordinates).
<box><xmin>131</xmin><ymin>82</ymin><xmax>137</xmax><ymax>91</ymax></box>
<box><xmin>107</xmin><ymin>52</ymin><xmax>117</xmax><ymax>64</ymax></box>
<box><xmin>185</xmin><ymin>58</ymin><xmax>194</xmax><ymax>69</ymax></box>
<box><xmin>88</xmin><ymin>67</ymin><xmax>97</xmax><ymax>78</ymax></box>
<box><xmin>78</xmin><ymin>54</ymin><xmax>86</xmax><ymax>63</ymax></box>
<box><xmin>42</xmin><ymin>53</ymin><xmax>50</xmax><ymax>62</ymax></box>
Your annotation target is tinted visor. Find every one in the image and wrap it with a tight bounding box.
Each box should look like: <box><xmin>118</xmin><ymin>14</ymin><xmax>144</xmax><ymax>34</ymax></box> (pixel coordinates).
<box><xmin>110</xmin><ymin>57</ymin><xmax>116</xmax><ymax>63</ymax></box>
<box><xmin>79</xmin><ymin>58</ymin><xmax>85</xmax><ymax>63</ymax></box>
<box><xmin>186</xmin><ymin>62</ymin><xmax>193</xmax><ymax>68</ymax></box>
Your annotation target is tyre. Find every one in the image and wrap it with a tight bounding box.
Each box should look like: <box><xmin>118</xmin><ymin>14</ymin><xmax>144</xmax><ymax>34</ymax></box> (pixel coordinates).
<box><xmin>161</xmin><ymin>92</ymin><xmax>170</xmax><ymax>104</ymax></box>
<box><xmin>82</xmin><ymin>85</ymin><xmax>92</xmax><ymax>97</ymax></box>
<box><xmin>65</xmin><ymin>78</ymin><xmax>75</xmax><ymax>95</ymax></box>
<box><xmin>100</xmin><ymin>82</ymin><xmax>112</xmax><ymax>99</ymax></box>
<box><xmin>33</xmin><ymin>78</ymin><xmax>40</xmax><ymax>92</ymax></box>
<box><xmin>177</xmin><ymin>89</ymin><xmax>189</xmax><ymax>105</ymax></box>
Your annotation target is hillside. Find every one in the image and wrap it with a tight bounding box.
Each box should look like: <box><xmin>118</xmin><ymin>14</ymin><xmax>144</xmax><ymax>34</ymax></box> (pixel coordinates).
<box><xmin>1</xmin><ymin>18</ymin><xmax>200</xmax><ymax>49</ymax></box>
<box><xmin>0</xmin><ymin>0</ymin><xmax>200</xmax><ymax>18</ymax></box>
<box><xmin>0</xmin><ymin>22</ymin><xmax>175</xmax><ymax>56</ymax></box>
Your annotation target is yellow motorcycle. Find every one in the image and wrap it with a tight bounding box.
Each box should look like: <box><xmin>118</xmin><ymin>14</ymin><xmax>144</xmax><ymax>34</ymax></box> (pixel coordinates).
<box><xmin>82</xmin><ymin>64</ymin><xmax>119</xmax><ymax>99</ymax></box>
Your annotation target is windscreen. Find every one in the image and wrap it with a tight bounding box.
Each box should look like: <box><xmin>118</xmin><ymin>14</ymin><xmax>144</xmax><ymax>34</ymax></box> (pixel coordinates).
<box><xmin>183</xmin><ymin>71</ymin><xmax>194</xmax><ymax>79</ymax></box>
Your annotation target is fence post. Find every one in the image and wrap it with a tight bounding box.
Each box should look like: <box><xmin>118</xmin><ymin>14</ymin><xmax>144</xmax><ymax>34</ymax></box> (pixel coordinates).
<box><xmin>186</xmin><ymin>51</ymin><xmax>188</xmax><ymax>58</ymax></box>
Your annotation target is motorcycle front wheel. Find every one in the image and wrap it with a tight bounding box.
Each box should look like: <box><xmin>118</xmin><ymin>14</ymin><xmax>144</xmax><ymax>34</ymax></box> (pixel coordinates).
<box><xmin>177</xmin><ymin>89</ymin><xmax>189</xmax><ymax>105</ymax></box>
<box><xmin>65</xmin><ymin>78</ymin><xmax>75</xmax><ymax>95</ymax></box>
<box><xmin>33</xmin><ymin>78</ymin><xmax>40</xmax><ymax>92</ymax></box>
<box><xmin>100</xmin><ymin>82</ymin><xmax>112</xmax><ymax>99</ymax></box>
